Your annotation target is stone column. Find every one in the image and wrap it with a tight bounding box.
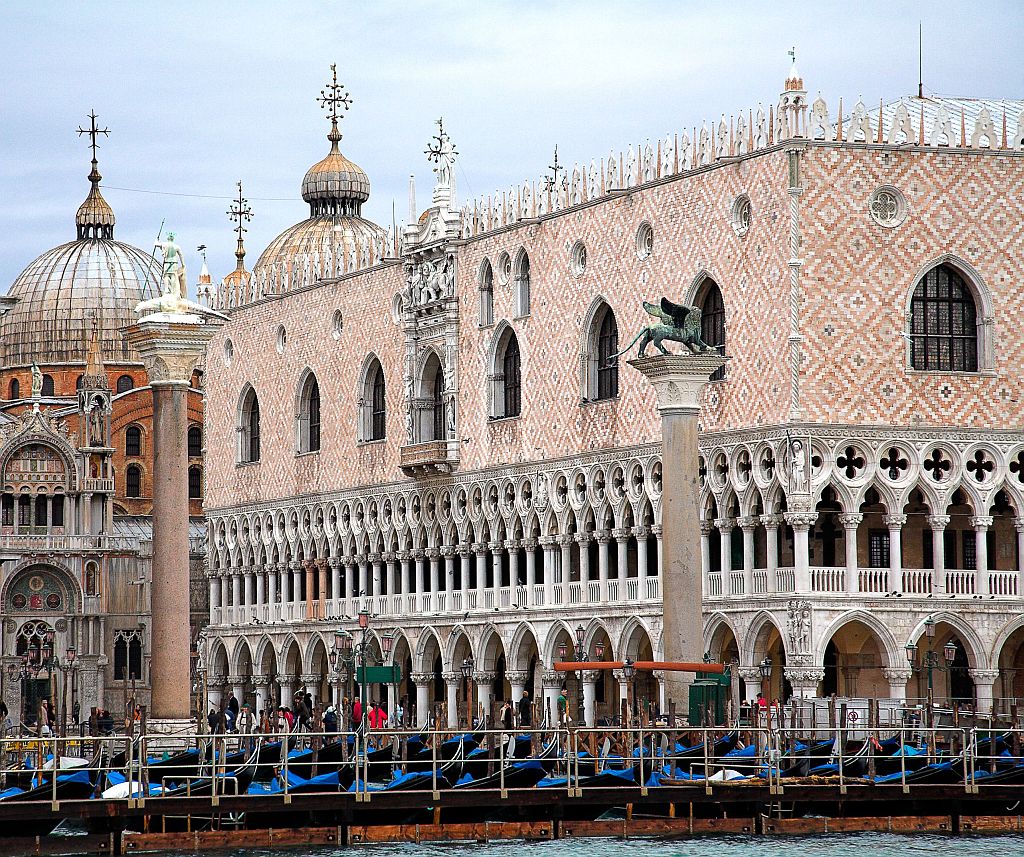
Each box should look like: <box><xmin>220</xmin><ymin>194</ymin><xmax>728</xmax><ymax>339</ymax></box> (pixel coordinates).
<box><xmin>219</xmin><ymin>573</ymin><xmax>230</xmax><ymax>618</ymax></box>
<box><xmin>328</xmin><ymin>557</ymin><xmax>341</xmax><ymax>607</ymax></box>
<box><xmin>475</xmin><ymin>671</ymin><xmax>496</xmax><ymax>723</ymax></box>
<box><xmin>970</xmin><ymin>669</ymin><xmax>1000</xmax><ymax>713</ymax></box>
<box><xmin>291</xmin><ymin>560</ymin><xmax>303</xmax><ymax>610</ymax></box>
<box><xmin>359</xmin><ymin>553</ymin><xmax>371</xmax><ymax>599</ymax></box>
<box><xmin>629</xmin><ymin>353</ymin><xmax>725</xmax><ymax>709</ymax></box>
<box><xmin>370</xmin><ymin>553</ymin><xmax>383</xmax><ymax>599</ymax></box>
<box><xmin>839</xmin><ymin>513</ymin><xmax>863</xmax><ymax>594</ymax></box>
<box><xmin>635</xmin><ymin>525</ymin><xmax>649</xmax><ymax>596</ymax></box>
<box><xmin>972</xmin><ymin>515</ymin><xmax>993</xmax><ymax>596</ymax></box>
<box><xmin>762</xmin><ymin>514</ymin><xmax>780</xmax><ymax>593</ymax></box>
<box><xmin>491</xmin><ymin>540</ymin><xmax>505</xmax><ymax>593</ymax></box>
<box><xmin>596</xmin><ymin>530</ymin><xmax>611</xmax><ymax>604</ymax></box>
<box><xmin>715</xmin><ymin>518</ymin><xmax>734</xmax><ymax>587</ymax></box>
<box><xmin>303</xmin><ymin>559</ymin><xmax>315</xmax><ymax>618</ymax></box>
<box><xmin>576</xmin><ymin>533</ymin><xmax>591</xmax><ymax>597</ymax></box>
<box><xmin>397</xmin><ymin>552</ymin><xmax>410</xmax><ymax>598</ymax></box>
<box><xmin>517</xmin><ymin>538</ymin><xmax>534</xmax><ymax>601</ymax></box>
<box><xmin>582</xmin><ymin>670</ymin><xmax>600</xmax><ymax>727</ymax></box>
<box><xmin>882</xmin><ymin>668</ymin><xmax>911</xmax><ymax>702</ymax></box>
<box><xmin>441</xmin><ymin>546</ymin><xmax>456</xmax><ymax>598</ymax></box>
<box><xmin>540</xmin><ymin>670</ymin><xmax>562</xmax><ymax>728</ymax></box>
<box><xmin>505</xmin><ymin>539</ymin><xmax>520</xmax><ymax>589</ymax></box>
<box><xmin>738</xmin><ymin>516</ymin><xmax>757</xmax><ymax>594</ymax></box>
<box><xmin>473</xmin><ymin>542</ymin><xmax>488</xmax><ymax>606</ymax></box>
<box><xmin>252</xmin><ymin>675</ymin><xmax>269</xmax><ymax>717</ymax></box>
<box><xmin>267</xmin><ymin>562</ymin><xmax>278</xmax><ymax>615</ymax></box>
<box><xmin>1016</xmin><ymin>519</ymin><xmax>1024</xmax><ymax>595</ymax></box>
<box><xmin>411</xmin><ymin>672</ymin><xmax>432</xmax><ymax>728</ymax></box>
<box><xmin>458</xmin><ymin>545</ymin><xmax>472</xmax><ymax>605</ymax></box>
<box><xmin>786</xmin><ymin>512</ymin><xmax>817</xmax><ymax>593</ymax></box>
<box><xmin>231</xmin><ymin>568</ymin><xmax>242</xmax><ymax>613</ymax></box>
<box><xmin>613</xmin><ymin>527</ymin><xmax>629</xmax><ymax>594</ymax></box>
<box><xmin>207</xmin><ymin>572</ymin><xmax>220</xmax><ymax>621</ymax></box>
<box><xmin>279</xmin><ymin>561</ymin><xmax>291</xmax><ymax>608</ymax></box>
<box><xmin>929</xmin><ymin>515</ymin><xmax>950</xmax><ymax>595</ymax></box>
<box><xmin>383</xmin><ymin>552</ymin><xmax>397</xmax><ymax>598</ymax></box>
<box><xmin>883</xmin><ymin>514</ymin><xmax>906</xmax><ymax>595</ymax></box>
<box><xmin>652</xmin><ymin>524</ymin><xmax>663</xmax><ymax>578</ymax></box>
<box><xmin>699</xmin><ymin>520</ymin><xmax>713</xmax><ymax>595</ymax></box>
<box><xmin>558</xmin><ymin>535</ymin><xmax>573</xmax><ymax>590</ymax></box>
<box><xmin>256</xmin><ymin>566</ymin><xmax>266</xmax><ymax>611</ymax></box>
<box><xmin>127</xmin><ymin>311</ymin><xmax>223</xmax><ymax>724</ymax></box>
<box><xmin>506</xmin><ymin>670</ymin><xmax>527</xmax><ymax>703</ymax></box>
<box><xmin>443</xmin><ymin>672</ymin><xmax>461</xmax><ymax>728</ymax></box>
<box><xmin>539</xmin><ymin>537</ymin><xmax>556</xmax><ymax>605</ymax></box>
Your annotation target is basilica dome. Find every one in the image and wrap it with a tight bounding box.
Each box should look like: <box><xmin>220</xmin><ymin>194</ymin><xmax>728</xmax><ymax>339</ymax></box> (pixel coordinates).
<box><xmin>1</xmin><ymin>159</ymin><xmax>160</xmax><ymax>367</ymax></box>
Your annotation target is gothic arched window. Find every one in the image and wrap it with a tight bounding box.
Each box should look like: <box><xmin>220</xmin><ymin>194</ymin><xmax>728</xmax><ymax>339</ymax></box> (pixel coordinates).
<box><xmin>41</xmin><ymin>375</ymin><xmax>54</xmax><ymax>397</ymax></box>
<box><xmin>360</xmin><ymin>358</ymin><xmax>386</xmax><ymax>442</ymax></box>
<box><xmin>420</xmin><ymin>353</ymin><xmax>445</xmax><ymax>442</ymax></box>
<box><xmin>8</xmin><ymin>378</ymin><xmax>18</xmax><ymax>400</ymax></box>
<box><xmin>125</xmin><ymin>464</ymin><xmax>142</xmax><ymax>498</ymax></box>
<box><xmin>297</xmin><ymin>372</ymin><xmax>321</xmax><ymax>453</ymax></box>
<box><xmin>514</xmin><ymin>249</ymin><xmax>531</xmax><ymax>317</ymax></box>
<box><xmin>188</xmin><ymin>465</ymin><xmax>202</xmax><ymax>499</ymax></box>
<box><xmin>910</xmin><ymin>264</ymin><xmax>979</xmax><ymax>372</ymax></box>
<box><xmin>239</xmin><ymin>386</ymin><xmax>261</xmax><ymax>463</ymax></box>
<box><xmin>479</xmin><ymin>259</ymin><xmax>494</xmax><ymax>326</ymax></box>
<box><xmin>125</xmin><ymin>425</ymin><xmax>142</xmax><ymax>457</ymax></box>
<box><xmin>116</xmin><ymin>375</ymin><xmax>134</xmax><ymax>393</ymax></box>
<box><xmin>187</xmin><ymin>425</ymin><xmax>202</xmax><ymax>458</ymax></box>
<box><xmin>695</xmin><ymin>278</ymin><xmax>726</xmax><ymax>381</ymax></box>
<box><xmin>491</xmin><ymin>328</ymin><xmax>522</xmax><ymax>419</ymax></box>
<box><xmin>586</xmin><ymin>303</ymin><xmax>620</xmax><ymax>401</ymax></box>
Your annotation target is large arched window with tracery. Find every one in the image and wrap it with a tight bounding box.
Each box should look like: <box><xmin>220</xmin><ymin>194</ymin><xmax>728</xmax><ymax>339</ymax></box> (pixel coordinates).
<box><xmin>910</xmin><ymin>264</ymin><xmax>979</xmax><ymax>372</ymax></box>
<box><xmin>695</xmin><ymin>278</ymin><xmax>726</xmax><ymax>381</ymax></box>
<box><xmin>498</xmin><ymin>331</ymin><xmax>522</xmax><ymax>418</ymax></box>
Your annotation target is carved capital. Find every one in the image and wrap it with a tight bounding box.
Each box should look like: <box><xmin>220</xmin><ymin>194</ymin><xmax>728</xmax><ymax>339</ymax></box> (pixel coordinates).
<box><xmin>883</xmin><ymin>514</ymin><xmax>908</xmax><ymax>529</ymax></box>
<box><xmin>971</xmin><ymin>515</ymin><xmax>994</xmax><ymax>530</ymax></box>
<box><xmin>627</xmin><ymin>353</ymin><xmax>728</xmax><ymax>414</ymax></box>
<box><xmin>784</xmin><ymin>511</ymin><xmax>817</xmax><ymax>530</ymax></box>
<box><xmin>581</xmin><ymin>670</ymin><xmax>603</xmax><ymax>683</ymax></box>
<box><xmin>541</xmin><ymin>669</ymin><xmax>563</xmax><ymax>687</ymax></box>
<box><xmin>442</xmin><ymin>671</ymin><xmax>462</xmax><ymax>685</ymax></box>
<box><xmin>409</xmin><ymin>671</ymin><xmax>433</xmax><ymax>685</ymax></box>
<box><xmin>737</xmin><ymin>516</ymin><xmax>758</xmax><ymax>531</ymax></box>
<box><xmin>713</xmin><ymin>517</ymin><xmax>734</xmax><ymax>533</ymax></box>
<box><xmin>927</xmin><ymin>514</ymin><xmax>951</xmax><ymax>531</ymax></box>
<box><xmin>783</xmin><ymin>668</ymin><xmax>823</xmax><ymax>686</ymax></box>
<box><xmin>837</xmin><ymin>513</ymin><xmax>863</xmax><ymax>529</ymax></box>
<box><xmin>504</xmin><ymin>670</ymin><xmax>528</xmax><ymax>685</ymax></box>
<box><xmin>760</xmin><ymin>514</ymin><xmax>782</xmax><ymax>529</ymax></box>
<box><xmin>882</xmin><ymin>668</ymin><xmax>912</xmax><ymax>686</ymax></box>
<box><xmin>969</xmin><ymin>668</ymin><xmax>1000</xmax><ymax>684</ymax></box>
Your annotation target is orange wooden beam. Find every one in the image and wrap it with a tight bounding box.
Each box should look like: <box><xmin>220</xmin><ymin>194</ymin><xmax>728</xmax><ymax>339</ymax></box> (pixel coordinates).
<box><xmin>553</xmin><ymin>661</ymin><xmax>725</xmax><ymax>674</ymax></box>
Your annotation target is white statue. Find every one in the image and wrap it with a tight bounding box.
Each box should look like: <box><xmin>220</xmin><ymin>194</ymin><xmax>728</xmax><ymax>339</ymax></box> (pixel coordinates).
<box><xmin>155</xmin><ymin>231</ymin><xmax>187</xmax><ymax>300</ymax></box>
<box><xmin>136</xmin><ymin>228</ymin><xmax>228</xmax><ymax>321</ymax></box>
<box><xmin>30</xmin><ymin>362</ymin><xmax>42</xmax><ymax>398</ymax></box>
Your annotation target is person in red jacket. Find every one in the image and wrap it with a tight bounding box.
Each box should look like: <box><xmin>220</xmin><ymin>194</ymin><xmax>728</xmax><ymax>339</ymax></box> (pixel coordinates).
<box><xmin>352</xmin><ymin>697</ymin><xmax>363</xmax><ymax>729</ymax></box>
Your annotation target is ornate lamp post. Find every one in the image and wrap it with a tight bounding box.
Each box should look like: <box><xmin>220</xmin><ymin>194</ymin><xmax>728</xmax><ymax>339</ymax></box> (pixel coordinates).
<box><xmin>758</xmin><ymin>656</ymin><xmax>772</xmax><ymax>722</ymax></box>
<box><xmin>558</xmin><ymin>623</ymin><xmax>605</xmax><ymax>726</ymax></box>
<box><xmin>332</xmin><ymin>608</ymin><xmax>374</xmax><ymax>728</ymax></box>
<box><xmin>905</xmin><ymin>616</ymin><xmax>958</xmax><ymax>717</ymax></box>
<box><xmin>622</xmin><ymin>657</ymin><xmax>636</xmax><ymax>727</ymax></box>
<box><xmin>461</xmin><ymin>657</ymin><xmax>474</xmax><ymax>728</ymax></box>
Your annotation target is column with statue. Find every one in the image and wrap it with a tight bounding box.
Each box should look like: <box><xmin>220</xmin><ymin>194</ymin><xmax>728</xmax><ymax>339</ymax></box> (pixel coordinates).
<box><xmin>127</xmin><ymin>231</ymin><xmax>226</xmax><ymax>729</ymax></box>
<box><xmin>622</xmin><ymin>297</ymin><xmax>726</xmax><ymax>713</ymax></box>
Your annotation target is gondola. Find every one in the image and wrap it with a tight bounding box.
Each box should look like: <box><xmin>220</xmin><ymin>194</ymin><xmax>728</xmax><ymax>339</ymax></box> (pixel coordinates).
<box><xmin>157</xmin><ymin>745</ymin><xmax>261</xmax><ymax>798</ymax></box>
<box><xmin>452</xmin><ymin>758</ymin><xmax>547</xmax><ymax>790</ymax></box>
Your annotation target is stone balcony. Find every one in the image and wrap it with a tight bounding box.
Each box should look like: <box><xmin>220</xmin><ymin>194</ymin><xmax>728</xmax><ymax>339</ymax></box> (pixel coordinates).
<box><xmin>399</xmin><ymin>440</ymin><xmax>453</xmax><ymax>476</ymax></box>
<box><xmin>82</xmin><ymin>477</ymin><xmax>115</xmax><ymax>493</ymax></box>
<box><xmin>705</xmin><ymin>565</ymin><xmax>1022</xmax><ymax>599</ymax></box>
<box><xmin>210</xmin><ymin>575</ymin><xmax>662</xmax><ymax>627</ymax></box>
<box><xmin>0</xmin><ymin>532</ymin><xmax>138</xmax><ymax>553</ymax></box>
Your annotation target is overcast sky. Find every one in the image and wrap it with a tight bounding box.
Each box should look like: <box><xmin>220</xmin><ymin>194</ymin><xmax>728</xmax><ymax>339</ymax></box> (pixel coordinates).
<box><xmin>1</xmin><ymin>1</ymin><xmax>1021</xmax><ymax>291</ymax></box>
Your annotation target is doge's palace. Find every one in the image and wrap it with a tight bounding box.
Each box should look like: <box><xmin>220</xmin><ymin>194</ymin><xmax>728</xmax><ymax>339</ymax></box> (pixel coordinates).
<box><xmin>200</xmin><ymin>59</ymin><xmax>1024</xmax><ymax>725</ymax></box>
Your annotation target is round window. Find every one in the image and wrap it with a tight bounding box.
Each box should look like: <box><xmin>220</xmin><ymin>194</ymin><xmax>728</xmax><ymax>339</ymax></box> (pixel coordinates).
<box><xmin>571</xmin><ymin>240</ymin><xmax>587</xmax><ymax>277</ymax></box>
<box><xmin>731</xmin><ymin>195</ymin><xmax>752</xmax><ymax>237</ymax></box>
<box><xmin>497</xmin><ymin>252</ymin><xmax>512</xmax><ymax>285</ymax></box>
<box><xmin>635</xmin><ymin>222</ymin><xmax>653</xmax><ymax>260</ymax></box>
<box><xmin>869</xmin><ymin>185</ymin><xmax>908</xmax><ymax>227</ymax></box>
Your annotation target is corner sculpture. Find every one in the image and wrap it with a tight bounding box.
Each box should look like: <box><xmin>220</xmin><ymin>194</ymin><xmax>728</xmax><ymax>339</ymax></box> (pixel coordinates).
<box><xmin>613</xmin><ymin>297</ymin><xmax>713</xmax><ymax>358</ymax></box>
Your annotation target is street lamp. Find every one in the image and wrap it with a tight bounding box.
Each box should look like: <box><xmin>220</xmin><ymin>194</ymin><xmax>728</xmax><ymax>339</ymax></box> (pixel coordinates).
<box><xmin>906</xmin><ymin>616</ymin><xmax>959</xmax><ymax>720</ymax></box>
<box><xmin>558</xmin><ymin>624</ymin><xmax>606</xmax><ymax>726</ymax></box>
<box><xmin>758</xmin><ymin>656</ymin><xmax>772</xmax><ymax>707</ymax></box>
<box><xmin>622</xmin><ymin>657</ymin><xmax>636</xmax><ymax>727</ymax></box>
<box><xmin>461</xmin><ymin>656</ymin><xmax>474</xmax><ymax>728</ymax></box>
<box><xmin>331</xmin><ymin>610</ymin><xmax>374</xmax><ymax>730</ymax></box>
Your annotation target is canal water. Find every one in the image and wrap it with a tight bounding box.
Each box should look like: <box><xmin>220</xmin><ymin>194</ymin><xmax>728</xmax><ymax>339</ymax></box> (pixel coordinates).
<box><xmin>151</xmin><ymin>834</ymin><xmax>1024</xmax><ymax>857</ymax></box>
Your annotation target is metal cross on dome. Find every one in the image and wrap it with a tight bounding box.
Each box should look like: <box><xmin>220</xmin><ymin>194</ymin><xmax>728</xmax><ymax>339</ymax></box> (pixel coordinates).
<box><xmin>545</xmin><ymin>144</ymin><xmax>564</xmax><ymax>193</ymax></box>
<box><xmin>317</xmin><ymin>63</ymin><xmax>352</xmax><ymax>126</ymax></box>
<box><xmin>227</xmin><ymin>181</ymin><xmax>253</xmax><ymax>241</ymax></box>
<box><xmin>77</xmin><ymin>110</ymin><xmax>110</xmax><ymax>162</ymax></box>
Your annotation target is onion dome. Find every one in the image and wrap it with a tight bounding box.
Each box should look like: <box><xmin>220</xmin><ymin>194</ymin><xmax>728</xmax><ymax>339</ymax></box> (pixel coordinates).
<box><xmin>1</xmin><ymin>114</ymin><xmax>160</xmax><ymax>366</ymax></box>
<box><xmin>252</xmin><ymin>65</ymin><xmax>385</xmax><ymax>285</ymax></box>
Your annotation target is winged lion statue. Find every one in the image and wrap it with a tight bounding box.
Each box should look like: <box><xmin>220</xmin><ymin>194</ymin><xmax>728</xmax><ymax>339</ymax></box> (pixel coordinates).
<box><xmin>611</xmin><ymin>297</ymin><xmax>715</xmax><ymax>359</ymax></box>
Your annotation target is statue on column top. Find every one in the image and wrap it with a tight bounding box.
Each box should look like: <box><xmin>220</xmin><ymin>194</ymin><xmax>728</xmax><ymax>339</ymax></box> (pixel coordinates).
<box><xmin>135</xmin><ymin>229</ymin><xmax>228</xmax><ymax>321</ymax></box>
<box><xmin>30</xmin><ymin>362</ymin><xmax>43</xmax><ymax>398</ymax></box>
<box><xmin>613</xmin><ymin>298</ymin><xmax>715</xmax><ymax>358</ymax></box>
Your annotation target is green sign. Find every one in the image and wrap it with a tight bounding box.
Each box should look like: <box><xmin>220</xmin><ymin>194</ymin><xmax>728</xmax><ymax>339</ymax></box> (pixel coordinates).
<box><xmin>356</xmin><ymin>665</ymin><xmax>402</xmax><ymax>685</ymax></box>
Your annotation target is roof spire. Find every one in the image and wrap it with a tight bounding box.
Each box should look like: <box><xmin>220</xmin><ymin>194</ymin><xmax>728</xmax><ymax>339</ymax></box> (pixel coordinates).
<box><xmin>317</xmin><ymin>63</ymin><xmax>352</xmax><ymax>151</ymax></box>
<box><xmin>227</xmin><ymin>181</ymin><xmax>253</xmax><ymax>273</ymax></box>
<box><xmin>84</xmin><ymin>310</ymin><xmax>106</xmax><ymax>381</ymax></box>
<box><xmin>75</xmin><ymin>110</ymin><xmax>115</xmax><ymax>240</ymax></box>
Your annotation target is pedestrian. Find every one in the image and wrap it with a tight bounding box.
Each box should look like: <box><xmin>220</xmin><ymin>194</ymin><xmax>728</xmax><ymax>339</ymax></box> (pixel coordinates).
<box><xmin>227</xmin><ymin>693</ymin><xmax>239</xmax><ymax>718</ymax></box>
<box><xmin>367</xmin><ymin>700</ymin><xmax>382</xmax><ymax>730</ymax></box>
<box><xmin>295</xmin><ymin>694</ymin><xmax>311</xmax><ymax>731</ymax></box>
<box><xmin>224</xmin><ymin>705</ymin><xmax>237</xmax><ymax>733</ymax></box>
<box><xmin>352</xmin><ymin>697</ymin><xmax>363</xmax><ymax>729</ymax></box>
<box><xmin>394</xmin><ymin>696</ymin><xmax>405</xmax><ymax>729</ymax></box>
<box><xmin>557</xmin><ymin>686</ymin><xmax>569</xmax><ymax>726</ymax></box>
<box><xmin>324</xmin><ymin>705</ymin><xmax>338</xmax><ymax>733</ymax></box>
<box><xmin>207</xmin><ymin>708</ymin><xmax>220</xmax><ymax>733</ymax></box>
<box><xmin>499</xmin><ymin>699</ymin><xmax>514</xmax><ymax>730</ymax></box>
<box><xmin>517</xmin><ymin>690</ymin><xmax>531</xmax><ymax>728</ymax></box>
